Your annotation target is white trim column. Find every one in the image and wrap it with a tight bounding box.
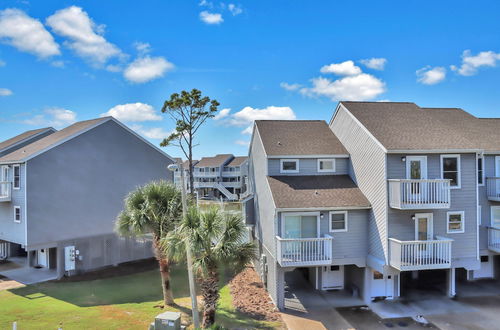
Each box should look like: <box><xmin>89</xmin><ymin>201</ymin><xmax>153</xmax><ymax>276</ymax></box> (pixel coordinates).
<box><xmin>447</xmin><ymin>267</ymin><xmax>456</xmax><ymax>297</ymax></box>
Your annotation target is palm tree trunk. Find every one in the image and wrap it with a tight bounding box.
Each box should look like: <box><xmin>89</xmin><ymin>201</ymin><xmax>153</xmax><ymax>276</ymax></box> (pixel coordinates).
<box><xmin>200</xmin><ymin>268</ymin><xmax>219</xmax><ymax>328</ymax></box>
<box><xmin>159</xmin><ymin>257</ymin><xmax>175</xmax><ymax>306</ymax></box>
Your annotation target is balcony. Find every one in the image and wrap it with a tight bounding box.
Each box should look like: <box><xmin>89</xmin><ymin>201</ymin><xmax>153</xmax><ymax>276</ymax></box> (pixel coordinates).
<box><xmin>222</xmin><ymin>170</ymin><xmax>241</xmax><ymax>177</ymax></box>
<box><xmin>388</xmin><ymin>237</ymin><xmax>453</xmax><ymax>271</ymax></box>
<box><xmin>488</xmin><ymin>227</ymin><xmax>500</xmax><ymax>253</ymax></box>
<box><xmin>193</xmin><ymin>182</ymin><xmax>217</xmax><ymax>189</ymax></box>
<box><xmin>276</xmin><ymin>235</ymin><xmax>333</xmax><ymax>267</ymax></box>
<box><xmin>222</xmin><ymin>181</ymin><xmax>242</xmax><ymax>188</ymax></box>
<box><xmin>388</xmin><ymin>179</ymin><xmax>451</xmax><ymax>210</ymax></box>
<box><xmin>486</xmin><ymin>178</ymin><xmax>500</xmax><ymax>201</ymax></box>
<box><xmin>0</xmin><ymin>182</ymin><xmax>11</xmax><ymax>202</ymax></box>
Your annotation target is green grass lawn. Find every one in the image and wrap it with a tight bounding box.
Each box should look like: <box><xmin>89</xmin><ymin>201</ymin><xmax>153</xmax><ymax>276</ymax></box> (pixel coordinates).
<box><xmin>0</xmin><ymin>264</ymin><xmax>279</xmax><ymax>329</ymax></box>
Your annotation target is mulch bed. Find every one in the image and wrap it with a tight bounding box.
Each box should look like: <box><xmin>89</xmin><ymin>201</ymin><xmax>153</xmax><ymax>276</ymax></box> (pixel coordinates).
<box><xmin>229</xmin><ymin>265</ymin><xmax>283</xmax><ymax>323</ymax></box>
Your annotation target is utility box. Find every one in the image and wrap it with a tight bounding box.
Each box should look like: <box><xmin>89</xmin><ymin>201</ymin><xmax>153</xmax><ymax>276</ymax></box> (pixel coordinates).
<box><xmin>149</xmin><ymin>311</ymin><xmax>181</xmax><ymax>330</ymax></box>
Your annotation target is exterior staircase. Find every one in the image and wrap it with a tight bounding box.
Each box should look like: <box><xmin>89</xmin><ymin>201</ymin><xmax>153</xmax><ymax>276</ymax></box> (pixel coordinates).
<box><xmin>214</xmin><ymin>182</ymin><xmax>238</xmax><ymax>201</ymax></box>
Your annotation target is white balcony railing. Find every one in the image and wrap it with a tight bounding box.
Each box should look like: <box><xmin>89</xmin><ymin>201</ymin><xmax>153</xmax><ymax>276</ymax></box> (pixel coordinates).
<box><xmin>388</xmin><ymin>179</ymin><xmax>451</xmax><ymax>210</ymax></box>
<box><xmin>222</xmin><ymin>171</ymin><xmax>241</xmax><ymax>177</ymax></box>
<box><xmin>276</xmin><ymin>235</ymin><xmax>333</xmax><ymax>267</ymax></box>
<box><xmin>0</xmin><ymin>182</ymin><xmax>11</xmax><ymax>202</ymax></box>
<box><xmin>486</xmin><ymin>177</ymin><xmax>500</xmax><ymax>202</ymax></box>
<box><xmin>488</xmin><ymin>227</ymin><xmax>500</xmax><ymax>253</ymax></box>
<box><xmin>389</xmin><ymin>237</ymin><xmax>453</xmax><ymax>271</ymax></box>
<box><xmin>222</xmin><ymin>181</ymin><xmax>242</xmax><ymax>188</ymax></box>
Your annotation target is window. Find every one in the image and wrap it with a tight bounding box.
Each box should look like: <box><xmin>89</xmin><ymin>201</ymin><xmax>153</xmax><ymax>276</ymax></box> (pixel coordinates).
<box><xmin>280</xmin><ymin>159</ymin><xmax>299</xmax><ymax>173</ymax></box>
<box><xmin>447</xmin><ymin>211</ymin><xmax>465</xmax><ymax>233</ymax></box>
<box><xmin>14</xmin><ymin>206</ymin><xmax>21</xmax><ymax>223</ymax></box>
<box><xmin>441</xmin><ymin>155</ymin><xmax>461</xmax><ymax>188</ymax></box>
<box><xmin>318</xmin><ymin>159</ymin><xmax>335</xmax><ymax>173</ymax></box>
<box><xmin>13</xmin><ymin>165</ymin><xmax>20</xmax><ymax>189</ymax></box>
<box><xmin>481</xmin><ymin>255</ymin><xmax>489</xmax><ymax>263</ymax></box>
<box><xmin>329</xmin><ymin>211</ymin><xmax>348</xmax><ymax>232</ymax></box>
<box><xmin>478</xmin><ymin>156</ymin><xmax>484</xmax><ymax>185</ymax></box>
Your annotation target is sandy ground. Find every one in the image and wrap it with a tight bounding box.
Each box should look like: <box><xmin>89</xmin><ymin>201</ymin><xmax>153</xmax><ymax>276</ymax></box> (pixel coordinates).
<box><xmin>0</xmin><ymin>275</ymin><xmax>24</xmax><ymax>291</ymax></box>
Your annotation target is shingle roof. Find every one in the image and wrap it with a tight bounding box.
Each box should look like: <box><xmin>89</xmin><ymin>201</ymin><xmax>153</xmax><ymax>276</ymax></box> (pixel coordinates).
<box><xmin>267</xmin><ymin>175</ymin><xmax>370</xmax><ymax>209</ymax></box>
<box><xmin>182</xmin><ymin>159</ymin><xmax>198</xmax><ymax>168</ymax></box>
<box><xmin>0</xmin><ymin>118</ymin><xmax>110</xmax><ymax>163</ymax></box>
<box><xmin>256</xmin><ymin>120</ymin><xmax>348</xmax><ymax>156</ymax></box>
<box><xmin>227</xmin><ymin>156</ymin><xmax>247</xmax><ymax>166</ymax></box>
<box><xmin>195</xmin><ymin>154</ymin><xmax>233</xmax><ymax>167</ymax></box>
<box><xmin>341</xmin><ymin>101</ymin><xmax>500</xmax><ymax>152</ymax></box>
<box><xmin>339</xmin><ymin>102</ymin><xmax>489</xmax><ymax>151</ymax></box>
<box><xmin>0</xmin><ymin>127</ymin><xmax>55</xmax><ymax>153</ymax></box>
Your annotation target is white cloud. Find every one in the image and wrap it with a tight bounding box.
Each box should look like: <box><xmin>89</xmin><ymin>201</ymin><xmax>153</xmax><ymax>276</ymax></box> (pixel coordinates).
<box><xmin>280</xmin><ymin>82</ymin><xmax>302</xmax><ymax>91</ymax></box>
<box><xmin>24</xmin><ymin>108</ymin><xmax>77</xmax><ymax>128</ymax></box>
<box><xmin>416</xmin><ymin>66</ymin><xmax>446</xmax><ymax>85</ymax></box>
<box><xmin>0</xmin><ymin>60</ymin><xmax>5</xmax><ymax>67</ymax></box>
<box><xmin>46</xmin><ymin>6</ymin><xmax>121</xmax><ymax>65</ymax></box>
<box><xmin>451</xmin><ymin>50</ymin><xmax>500</xmax><ymax>76</ymax></box>
<box><xmin>199</xmin><ymin>0</ymin><xmax>214</xmax><ymax>8</ymax></box>
<box><xmin>226</xmin><ymin>106</ymin><xmax>296</xmax><ymax>134</ymax></box>
<box><xmin>123</xmin><ymin>56</ymin><xmax>174</xmax><ymax>83</ymax></box>
<box><xmin>51</xmin><ymin>60</ymin><xmax>65</xmax><ymax>68</ymax></box>
<box><xmin>235</xmin><ymin>140</ymin><xmax>249</xmax><ymax>146</ymax></box>
<box><xmin>200</xmin><ymin>11</ymin><xmax>223</xmax><ymax>25</ymax></box>
<box><xmin>320</xmin><ymin>60</ymin><xmax>362</xmax><ymax>76</ymax></box>
<box><xmin>360</xmin><ymin>57</ymin><xmax>387</xmax><ymax>70</ymax></box>
<box><xmin>101</xmin><ymin>102</ymin><xmax>161</xmax><ymax>122</ymax></box>
<box><xmin>0</xmin><ymin>88</ymin><xmax>13</xmax><ymax>96</ymax></box>
<box><xmin>105</xmin><ymin>64</ymin><xmax>122</xmax><ymax>72</ymax></box>
<box><xmin>131</xmin><ymin>124</ymin><xmax>170</xmax><ymax>139</ymax></box>
<box><xmin>300</xmin><ymin>74</ymin><xmax>386</xmax><ymax>101</ymax></box>
<box><xmin>214</xmin><ymin>108</ymin><xmax>231</xmax><ymax>120</ymax></box>
<box><xmin>134</xmin><ymin>41</ymin><xmax>151</xmax><ymax>55</ymax></box>
<box><xmin>228</xmin><ymin>4</ymin><xmax>243</xmax><ymax>16</ymax></box>
<box><xmin>0</xmin><ymin>8</ymin><xmax>60</xmax><ymax>58</ymax></box>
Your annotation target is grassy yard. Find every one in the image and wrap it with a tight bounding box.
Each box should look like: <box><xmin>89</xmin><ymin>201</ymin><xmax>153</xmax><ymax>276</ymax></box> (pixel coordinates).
<box><xmin>0</xmin><ymin>263</ymin><xmax>279</xmax><ymax>329</ymax></box>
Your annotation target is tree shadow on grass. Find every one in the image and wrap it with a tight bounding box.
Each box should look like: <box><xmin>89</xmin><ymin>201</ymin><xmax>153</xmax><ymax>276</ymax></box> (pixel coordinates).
<box><xmin>9</xmin><ymin>265</ymin><xmax>192</xmax><ymax>307</ymax></box>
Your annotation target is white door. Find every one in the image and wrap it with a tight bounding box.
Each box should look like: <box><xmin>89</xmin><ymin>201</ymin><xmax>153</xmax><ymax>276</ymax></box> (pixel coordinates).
<box><xmin>322</xmin><ymin>265</ymin><xmax>344</xmax><ymax>290</ymax></box>
<box><xmin>37</xmin><ymin>249</ymin><xmax>49</xmax><ymax>268</ymax></box>
<box><xmin>406</xmin><ymin>156</ymin><xmax>428</xmax><ymax>201</ymax></box>
<box><xmin>371</xmin><ymin>271</ymin><xmax>395</xmax><ymax>299</ymax></box>
<box><xmin>415</xmin><ymin>213</ymin><xmax>433</xmax><ymax>257</ymax></box>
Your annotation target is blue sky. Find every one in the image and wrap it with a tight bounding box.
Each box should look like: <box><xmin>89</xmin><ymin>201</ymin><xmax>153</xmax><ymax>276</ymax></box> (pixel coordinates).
<box><xmin>0</xmin><ymin>0</ymin><xmax>499</xmax><ymax>159</ymax></box>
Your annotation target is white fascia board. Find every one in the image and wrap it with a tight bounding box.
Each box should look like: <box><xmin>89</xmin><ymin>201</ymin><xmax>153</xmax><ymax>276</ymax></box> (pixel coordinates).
<box><xmin>268</xmin><ymin>154</ymin><xmax>349</xmax><ymax>159</ymax></box>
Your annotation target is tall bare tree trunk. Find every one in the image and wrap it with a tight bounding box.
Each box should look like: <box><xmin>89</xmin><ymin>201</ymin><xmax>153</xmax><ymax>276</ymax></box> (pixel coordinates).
<box><xmin>200</xmin><ymin>268</ymin><xmax>219</xmax><ymax>328</ymax></box>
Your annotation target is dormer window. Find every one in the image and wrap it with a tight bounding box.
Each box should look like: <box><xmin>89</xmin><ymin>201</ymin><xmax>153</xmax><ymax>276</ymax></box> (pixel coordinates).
<box><xmin>318</xmin><ymin>159</ymin><xmax>335</xmax><ymax>173</ymax></box>
<box><xmin>280</xmin><ymin>159</ymin><xmax>299</xmax><ymax>173</ymax></box>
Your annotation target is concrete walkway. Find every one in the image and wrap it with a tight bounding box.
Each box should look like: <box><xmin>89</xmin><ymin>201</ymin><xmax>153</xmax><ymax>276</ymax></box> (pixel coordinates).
<box><xmin>0</xmin><ymin>258</ymin><xmax>57</xmax><ymax>285</ymax></box>
<box><xmin>281</xmin><ymin>270</ymin><xmax>359</xmax><ymax>330</ymax></box>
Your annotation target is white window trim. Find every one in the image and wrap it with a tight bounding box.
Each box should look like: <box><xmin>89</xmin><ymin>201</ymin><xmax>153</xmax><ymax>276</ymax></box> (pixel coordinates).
<box><xmin>281</xmin><ymin>211</ymin><xmax>320</xmax><ymax>237</ymax></box>
<box><xmin>12</xmin><ymin>164</ymin><xmax>20</xmax><ymax>190</ymax></box>
<box><xmin>440</xmin><ymin>154</ymin><xmax>461</xmax><ymax>189</ymax></box>
<box><xmin>280</xmin><ymin>159</ymin><xmax>299</xmax><ymax>174</ymax></box>
<box><xmin>1</xmin><ymin>165</ymin><xmax>8</xmax><ymax>182</ymax></box>
<box><xmin>478</xmin><ymin>155</ymin><xmax>485</xmax><ymax>186</ymax></box>
<box><xmin>317</xmin><ymin>159</ymin><xmax>336</xmax><ymax>173</ymax></box>
<box><xmin>329</xmin><ymin>211</ymin><xmax>348</xmax><ymax>232</ymax></box>
<box><xmin>14</xmin><ymin>206</ymin><xmax>21</xmax><ymax>223</ymax></box>
<box><xmin>447</xmin><ymin>211</ymin><xmax>465</xmax><ymax>234</ymax></box>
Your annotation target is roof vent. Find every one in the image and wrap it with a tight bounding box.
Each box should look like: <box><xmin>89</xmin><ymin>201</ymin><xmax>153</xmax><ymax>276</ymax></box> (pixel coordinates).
<box><xmin>314</xmin><ymin>190</ymin><xmax>319</xmax><ymax>195</ymax></box>
<box><xmin>277</xmin><ymin>141</ymin><xmax>282</xmax><ymax>146</ymax></box>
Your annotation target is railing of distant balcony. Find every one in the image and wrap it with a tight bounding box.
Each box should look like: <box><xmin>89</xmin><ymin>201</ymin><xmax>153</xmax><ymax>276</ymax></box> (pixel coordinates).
<box><xmin>388</xmin><ymin>236</ymin><xmax>453</xmax><ymax>271</ymax></box>
<box><xmin>388</xmin><ymin>179</ymin><xmax>451</xmax><ymax>209</ymax></box>
<box><xmin>488</xmin><ymin>227</ymin><xmax>500</xmax><ymax>252</ymax></box>
<box><xmin>0</xmin><ymin>182</ymin><xmax>11</xmax><ymax>201</ymax></box>
<box><xmin>276</xmin><ymin>235</ymin><xmax>333</xmax><ymax>267</ymax></box>
<box><xmin>486</xmin><ymin>177</ymin><xmax>500</xmax><ymax>201</ymax></box>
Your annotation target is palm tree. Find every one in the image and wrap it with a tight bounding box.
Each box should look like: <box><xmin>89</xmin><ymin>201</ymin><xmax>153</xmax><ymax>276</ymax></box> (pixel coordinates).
<box><xmin>116</xmin><ymin>180</ymin><xmax>182</xmax><ymax>306</ymax></box>
<box><xmin>162</xmin><ymin>207</ymin><xmax>257</xmax><ymax>328</ymax></box>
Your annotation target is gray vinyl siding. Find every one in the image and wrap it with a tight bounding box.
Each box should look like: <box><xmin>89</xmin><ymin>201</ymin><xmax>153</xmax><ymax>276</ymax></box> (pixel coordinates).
<box><xmin>26</xmin><ymin>120</ymin><xmax>173</xmax><ymax>247</ymax></box>
<box><xmin>330</xmin><ymin>105</ymin><xmax>388</xmax><ymax>262</ymax></box>
<box><xmin>387</xmin><ymin>153</ymin><xmax>479</xmax><ymax>265</ymax></box>
<box><xmin>479</xmin><ymin>155</ymin><xmax>500</xmax><ymax>250</ymax></box>
<box><xmin>0</xmin><ymin>163</ymin><xmax>26</xmax><ymax>245</ymax></box>
<box><xmin>249</xmin><ymin>128</ymin><xmax>277</xmax><ymax>253</ymax></box>
<box><xmin>267</xmin><ymin>157</ymin><xmax>348</xmax><ymax>176</ymax></box>
<box><xmin>277</xmin><ymin>209</ymin><xmax>368</xmax><ymax>261</ymax></box>
<box><xmin>0</xmin><ymin>130</ymin><xmax>55</xmax><ymax>157</ymax></box>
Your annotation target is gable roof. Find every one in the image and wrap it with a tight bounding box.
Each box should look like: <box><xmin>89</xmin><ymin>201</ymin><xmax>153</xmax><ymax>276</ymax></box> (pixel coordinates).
<box><xmin>195</xmin><ymin>154</ymin><xmax>233</xmax><ymax>167</ymax></box>
<box><xmin>255</xmin><ymin>120</ymin><xmax>348</xmax><ymax>156</ymax></box>
<box><xmin>0</xmin><ymin>127</ymin><xmax>56</xmax><ymax>153</ymax></box>
<box><xmin>227</xmin><ymin>156</ymin><xmax>247</xmax><ymax>166</ymax></box>
<box><xmin>0</xmin><ymin>117</ymin><xmax>175</xmax><ymax>164</ymax></box>
<box><xmin>338</xmin><ymin>102</ymin><xmax>486</xmax><ymax>152</ymax></box>
<box><xmin>267</xmin><ymin>175</ymin><xmax>370</xmax><ymax>209</ymax></box>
